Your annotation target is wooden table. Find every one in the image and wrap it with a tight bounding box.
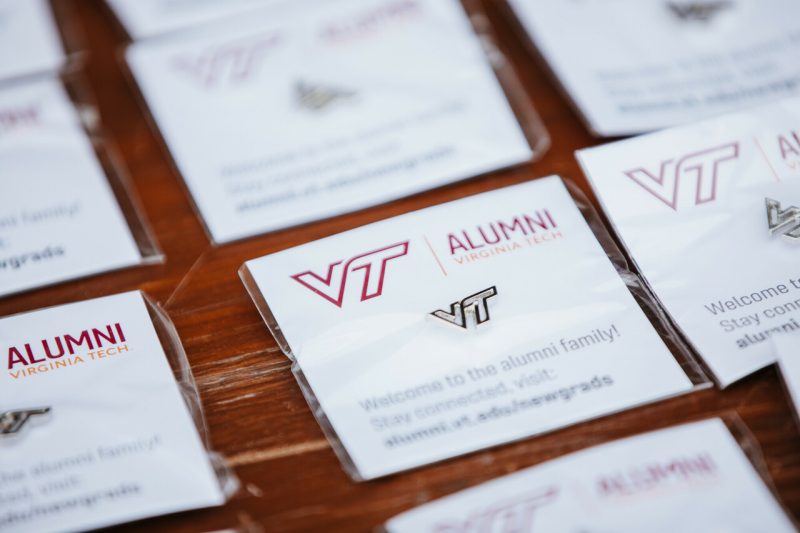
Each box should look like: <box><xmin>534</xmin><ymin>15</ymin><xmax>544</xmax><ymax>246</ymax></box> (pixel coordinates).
<box><xmin>5</xmin><ymin>1</ymin><xmax>800</xmax><ymax>531</ymax></box>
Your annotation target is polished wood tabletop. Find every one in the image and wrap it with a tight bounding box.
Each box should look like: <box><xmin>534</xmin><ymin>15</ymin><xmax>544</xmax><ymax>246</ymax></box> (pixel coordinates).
<box><xmin>5</xmin><ymin>1</ymin><xmax>800</xmax><ymax>531</ymax></box>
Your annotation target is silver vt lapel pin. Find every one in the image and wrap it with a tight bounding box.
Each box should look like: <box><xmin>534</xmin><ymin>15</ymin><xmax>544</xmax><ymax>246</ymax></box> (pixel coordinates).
<box><xmin>295</xmin><ymin>80</ymin><xmax>356</xmax><ymax>111</ymax></box>
<box><xmin>1</xmin><ymin>407</ymin><xmax>51</xmax><ymax>436</ymax></box>
<box><xmin>766</xmin><ymin>197</ymin><xmax>800</xmax><ymax>242</ymax></box>
<box><xmin>431</xmin><ymin>286</ymin><xmax>497</xmax><ymax>330</ymax></box>
<box><xmin>666</xmin><ymin>1</ymin><xmax>733</xmax><ymax>23</ymax></box>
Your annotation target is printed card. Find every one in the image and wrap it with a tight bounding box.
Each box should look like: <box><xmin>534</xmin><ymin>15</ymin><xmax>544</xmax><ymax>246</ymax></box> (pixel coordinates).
<box><xmin>107</xmin><ymin>0</ymin><xmax>279</xmax><ymax>39</ymax></box>
<box><xmin>508</xmin><ymin>0</ymin><xmax>800</xmax><ymax>136</ymax></box>
<box><xmin>0</xmin><ymin>76</ymin><xmax>144</xmax><ymax>298</ymax></box>
<box><xmin>127</xmin><ymin>0</ymin><xmax>535</xmax><ymax>243</ymax></box>
<box><xmin>576</xmin><ymin>96</ymin><xmax>800</xmax><ymax>387</ymax></box>
<box><xmin>385</xmin><ymin>418</ymin><xmax>794</xmax><ymax>532</ymax></box>
<box><xmin>0</xmin><ymin>291</ymin><xmax>225</xmax><ymax>532</ymax></box>
<box><xmin>241</xmin><ymin>177</ymin><xmax>702</xmax><ymax>480</ymax></box>
<box><xmin>0</xmin><ymin>0</ymin><xmax>64</xmax><ymax>81</ymax></box>
<box><xmin>775</xmin><ymin>333</ymin><xmax>800</xmax><ymax>424</ymax></box>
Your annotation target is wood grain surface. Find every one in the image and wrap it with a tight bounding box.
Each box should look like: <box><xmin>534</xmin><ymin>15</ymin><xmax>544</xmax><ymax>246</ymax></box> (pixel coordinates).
<box><xmin>4</xmin><ymin>1</ymin><xmax>800</xmax><ymax>531</ymax></box>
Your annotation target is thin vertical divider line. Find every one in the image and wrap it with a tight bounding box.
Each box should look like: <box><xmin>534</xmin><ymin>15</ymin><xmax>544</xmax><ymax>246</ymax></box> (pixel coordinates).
<box><xmin>753</xmin><ymin>136</ymin><xmax>781</xmax><ymax>183</ymax></box>
<box><xmin>423</xmin><ymin>236</ymin><xmax>447</xmax><ymax>276</ymax></box>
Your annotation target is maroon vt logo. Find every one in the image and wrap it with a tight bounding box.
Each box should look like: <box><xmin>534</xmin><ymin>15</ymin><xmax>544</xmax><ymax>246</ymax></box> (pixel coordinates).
<box><xmin>291</xmin><ymin>242</ymin><xmax>409</xmax><ymax>307</ymax></box>
<box><xmin>624</xmin><ymin>142</ymin><xmax>739</xmax><ymax>210</ymax></box>
<box><xmin>171</xmin><ymin>33</ymin><xmax>281</xmax><ymax>88</ymax></box>
<box><xmin>433</xmin><ymin>487</ymin><xmax>559</xmax><ymax>532</ymax></box>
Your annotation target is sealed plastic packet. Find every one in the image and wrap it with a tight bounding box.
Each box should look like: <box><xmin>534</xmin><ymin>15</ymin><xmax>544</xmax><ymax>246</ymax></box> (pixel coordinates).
<box><xmin>384</xmin><ymin>416</ymin><xmax>796</xmax><ymax>532</ymax></box>
<box><xmin>0</xmin><ymin>72</ymin><xmax>161</xmax><ymax>298</ymax></box>
<box><xmin>505</xmin><ymin>0</ymin><xmax>800</xmax><ymax>137</ymax></box>
<box><xmin>124</xmin><ymin>0</ymin><xmax>549</xmax><ymax>243</ymax></box>
<box><xmin>576</xmin><ymin>95</ymin><xmax>800</xmax><ymax>387</ymax></box>
<box><xmin>240</xmin><ymin>176</ymin><xmax>709</xmax><ymax>480</ymax></box>
<box><xmin>0</xmin><ymin>291</ymin><xmax>237</xmax><ymax>532</ymax></box>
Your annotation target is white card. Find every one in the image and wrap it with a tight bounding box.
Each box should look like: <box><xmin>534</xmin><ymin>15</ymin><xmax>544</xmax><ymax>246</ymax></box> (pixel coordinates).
<box><xmin>242</xmin><ymin>176</ymin><xmax>699</xmax><ymax>480</ymax></box>
<box><xmin>107</xmin><ymin>0</ymin><xmax>281</xmax><ymax>40</ymax></box>
<box><xmin>127</xmin><ymin>0</ymin><xmax>534</xmax><ymax>243</ymax></box>
<box><xmin>386</xmin><ymin>418</ymin><xmax>794</xmax><ymax>532</ymax></box>
<box><xmin>576</xmin><ymin>97</ymin><xmax>800</xmax><ymax>387</ymax></box>
<box><xmin>0</xmin><ymin>76</ymin><xmax>144</xmax><ymax>297</ymax></box>
<box><xmin>775</xmin><ymin>333</ymin><xmax>800</xmax><ymax>423</ymax></box>
<box><xmin>0</xmin><ymin>291</ymin><xmax>225</xmax><ymax>532</ymax></box>
<box><xmin>0</xmin><ymin>0</ymin><xmax>64</xmax><ymax>81</ymax></box>
<box><xmin>509</xmin><ymin>0</ymin><xmax>800</xmax><ymax>137</ymax></box>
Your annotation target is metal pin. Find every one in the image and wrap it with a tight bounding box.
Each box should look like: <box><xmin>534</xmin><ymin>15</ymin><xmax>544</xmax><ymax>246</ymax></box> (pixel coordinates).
<box><xmin>431</xmin><ymin>286</ymin><xmax>498</xmax><ymax>329</ymax></box>
<box><xmin>766</xmin><ymin>197</ymin><xmax>800</xmax><ymax>242</ymax></box>
<box><xmin>295</xmin><ymin>80</ymin><xmax>356</xmax><ymax>111</ymax></box>
<box><xmin>666</xmin><ymin>1</ymin><xmax>733</xmax><ymax>23</ymax></box>
<box><xmin>1</xmin><ymin>407</ymin><xmax>51</xmax><ymax>436</ymax></box>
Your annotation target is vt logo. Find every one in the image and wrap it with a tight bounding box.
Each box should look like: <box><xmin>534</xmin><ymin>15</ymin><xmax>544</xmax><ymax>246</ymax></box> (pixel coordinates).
<box><xmin>291</xmin><ymin>242</ymin><xmax>409</xmax><ymax>307</ymax></box>
<box><xmin>172</xmin><ymin>33</ymin><xmax>281</xmax><ymax>88</ymax></box>
<box><xmin>431</xmin><ymin>286</ymin><xmax>497</xmax><ymax>329</ymax></box>
<box><xmin>766</xmin><ymin>198</ymin><xmax>800</xmax><ymax>242</ymax></box>
<box><xmin>1</xmin><ymin>407</ymin><xmax>50</xmax><ymax>435</ymax></box>
<box><xmin>434</xmin><ymin>487</ymin><xmax>558</xmax><ymax>532</ymax></box>
<box><xmin>624</xmin><ymin>143</ymin><xmax>739</xmax><ymax>210</ymax></box>
<box><xmin>295</xmin><ymin>80</ymin><xmax>356</xmax><ymax>111</ymax></box>
<box><xmin>667</xmin><ymin>1</ymin><xmax>734</xmax><ymax>23</ymax></box>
